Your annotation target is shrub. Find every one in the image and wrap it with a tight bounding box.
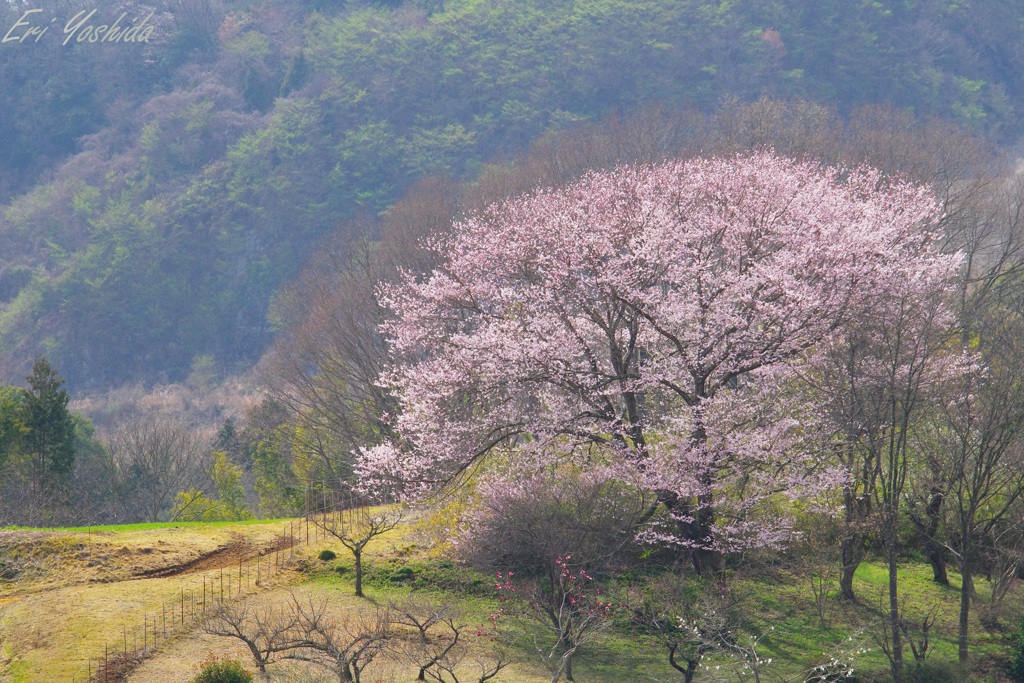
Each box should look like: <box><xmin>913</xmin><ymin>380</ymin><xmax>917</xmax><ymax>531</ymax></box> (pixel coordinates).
<box><xmin>390</xmin><ymin>566</ymin><xmax>415</xmax><ymax>582</ymax></box>
<box><xmin>905</xmin><ymin>658</ymin><xmax>961</xmax><ymax>683</ymax></box>
<box><xmin>190</xmin><ymin>658</ymin><xmax>253</xmax><ymax>683</ymax></box>
<box><xmin>1010</xmin><ymin>616</ymin><xmax>1024</xmax><ymax>681</ymax></box>
<box><xmin>466</xmin><ymin>469</ymin><xmax>654</xmax><ymax>578</ymax></box>
<box><xmin>318</xmin><ymin>549</ymin><xmax>337</xmax><ymax>561</ymax></box>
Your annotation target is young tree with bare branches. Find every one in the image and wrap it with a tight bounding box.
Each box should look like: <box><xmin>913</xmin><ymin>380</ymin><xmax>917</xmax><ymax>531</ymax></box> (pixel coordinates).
<box><xmin>313</xmin><ymin>505</ymin><xmax>404</xmax><ymax>597</ymax></box>
<box><xmin>204</xmin><ymin>599</ymin><xmax>300</xmax><ymax>680</ymax></box>
<box><xmin>285</xmin><ymin>594</ymin><xmax>392</xmax><ymax>683</ymax></box>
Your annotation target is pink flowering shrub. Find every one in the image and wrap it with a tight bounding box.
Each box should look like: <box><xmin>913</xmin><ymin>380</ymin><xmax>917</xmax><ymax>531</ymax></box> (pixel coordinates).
<box><xmin>462</xmin><ymin>467</ymin><xmax>654</xmax><ymax>576</ymax></box>
<box><xmin>496</xmin><ymin>555</ymin><xmax>614</xmax><ymax>682</ymax></box>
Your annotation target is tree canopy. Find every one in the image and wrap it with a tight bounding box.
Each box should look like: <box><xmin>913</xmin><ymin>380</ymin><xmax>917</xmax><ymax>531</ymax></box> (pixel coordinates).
<box><xmin>360</xmin><ymin>152</ymin><xmax>961</xmax><ymax>570</ymax></box>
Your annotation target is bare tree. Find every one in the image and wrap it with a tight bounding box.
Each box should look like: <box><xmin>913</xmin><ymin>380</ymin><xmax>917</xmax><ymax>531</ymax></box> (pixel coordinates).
<box><xmin>805</xmin><ymin>241</ymin><xmax>960</xmax><ymax>683</ymax></box>
<box><xmin>937</xmin><ymin>286</ymin><xmax>1024</xmax><ymax>664</ymax></box>
<box><xmin>389</xmin><ymin>595</ymin><xmax>454</xmax><ymax>646</ymax></box>
<box><xmin>422</xmin><ymin>632</ymin><xmax>512</xmax><ymax>683</ymax></box>
<box><xmin>285</xmin><ymin>594</ymin><xmax>392</xmax><ymax>683</ymax></box>
<box><xmin>466</xmin><ymin>469</ymin><xmax>652</xmax><ymax>578</ymax></box>
<box><xmin>980</xmin><ymin>509</ymin><xmax>1024</xmax><ymax>613</ymax></box>
<box><xmin>261</xmin><ymin>180</ymin><xmax>456</xmax><ymax>495</ymax></box>
<box><xmin>904</xmin><ymin>167</ymin><xmax>1024</xmax><ymax>665</ymax></box>
<box><xmin>409</xmin><ymin>616</ymin><xmax>463</xmax><ymax>682</ymax></box>
<box><xmin>498</xmin><ymin>556</ymin><xmax>613</xmax><ymax>683</ymax></box>
<box><xmin>204</xmin><ymin>592</ymin><xmax>394</xmax><ymax>683</ymax></box>
<box><xmin>624</xmin><ymin>578</ymin><xmax>829</xmax><ymax>683</ymax></box>
<box><xmin>385</xmin><ymin>595</ymin><xmax>513</xmax><ymax>683</ymax></box>
<box><xmin>314</xmin><ymin>505</ymin><xmax>404</xmax><ymax>597</ymax></box>
<box><xmin>870</xmin><ymin>594</ymin><xmax>942</xmax><ymax>673</ymax></box>
<box><xmin>204</xmin><ymin>599</ymin><xmax>301</xmax><ymax>680</ymax></box>
<box><xmin>106</xmin><ymin>414</ymin><xmax>208</xmax><ymax>522</ymax></box>
<box><xmin>625</xmin><ymin>577</ymin><xmax>716</xmax><ymax>683</ymax></box>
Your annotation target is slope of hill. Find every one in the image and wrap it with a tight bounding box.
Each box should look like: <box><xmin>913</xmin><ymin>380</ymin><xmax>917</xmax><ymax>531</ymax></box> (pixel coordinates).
<box><xmin>0</xmin><ymin>520</ymin><xmax>295</xmax><ymax>681</ymax></box>
<box><xmin>1</xmin><ymin>0</ymin><xmax>1024</xmax><ymax>390</ymax></box>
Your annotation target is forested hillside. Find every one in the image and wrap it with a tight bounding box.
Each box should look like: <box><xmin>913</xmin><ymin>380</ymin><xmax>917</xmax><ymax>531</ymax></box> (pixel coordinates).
<box><xmin>2</xmin><ymin>0</ymin><xmax>1024</xmax><ymax>389</ymax></box>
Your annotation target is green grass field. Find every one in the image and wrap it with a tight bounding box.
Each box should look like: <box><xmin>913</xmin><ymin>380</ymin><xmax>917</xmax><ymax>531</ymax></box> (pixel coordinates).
<box><xmin>1</xmin><ymin>518</ymin><xmax>289</xmax><ymax>533</ymax></box>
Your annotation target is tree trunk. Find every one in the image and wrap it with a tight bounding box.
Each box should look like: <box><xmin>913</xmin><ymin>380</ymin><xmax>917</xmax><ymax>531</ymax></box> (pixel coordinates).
<box><xmin>924</xmin><ymin>537</ymin><xmax>949</xmax><ymax>586</ymax></box>
<box><xmin>689</xmin><ymin>484</ymin><xmax>721</xmax><ymax>574</ymax></box>
<box><xmin>549</xmin><ymin>659</ymin><xmax>566</xmax><ymax>683</ymax></box>
<box><xmin>839</xmin><ymin>532</ymin><xmax>865</xmax><ymax>601</ymax></box>
<box><xmin>685</xmin><ymin>411</ymin><xmax>722</xmax><ymax>574</ymax></box>
<box><xmin>839</xmin><ymin>470</ymin><xmax>873</xmax><ymax>601</ymax></box>
<box><xmin>914</xmin><ymin>486</ymin><xmax>948</xmax><ymax>585</ymax></box>
<box><xmin>354</xmin><ymin>550</ymin><xmax>363</xmax><ymax>597</ymax></box>
<box><xmin>660</xmin><ymin>492</ymin><xmax>721</xmax><ymax>575</ymax></box>
<box><xmin>555</xmin><ymin>632</ymin><xmax>575</xmax><ymax>682</ymax></box>
<box><xmin>668</xmin><ymin>644</ymin><xmax>698</xmax><ymax>683</ymax></box>
<box><xmin>958</xmin><ymin>520</ymin><xmax>974</xmax><ymax>663</ymax></box>
<box><xmin>887</xmin><ymin>530</ymin><xmax>904</xmax><ymax>683</ymax></box>
<box><xmin>692</xmin><ymin>546</ymin><xmax>721</xmax><ymax>575</ymax></box>
<box><xmin>959</xmin><ymin>553</ymin><xmax>973</xmax><ymax>664</ymax></box>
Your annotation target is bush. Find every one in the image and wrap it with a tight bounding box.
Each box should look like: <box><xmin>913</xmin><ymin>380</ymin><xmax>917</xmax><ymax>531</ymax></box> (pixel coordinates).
<box><xmin>1010</xmin><ymin>617</ymin><xmax>1024</xmax><ymax>681</ymax></box>
<box><xmin>466</xmin><ymin>469</ymin><xmax>655</xmax><ymax>578</ymax></box>
<box><xmin>390</xmin><ymin>566</ymin><xmax>415</xmax><ymax>582</ymax></box>
<box><xmin>318</xmin><ymin>549</ymin><xmax>337</xmax><ymax>561</ymax></box>
<box><xmin>190</xmin><ymin>658</ymin><xmax>253</xmax><ymax>683</ymax></box>
<box><xmin>905</xmin><ymin>658</ymin><xmax>961</xmax><ymax>683</ymax></box>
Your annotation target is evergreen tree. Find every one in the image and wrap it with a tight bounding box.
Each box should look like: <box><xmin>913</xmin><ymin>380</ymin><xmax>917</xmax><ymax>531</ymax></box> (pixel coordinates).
<box><xmin>20</xmin><ymin>357</ymin><xmax>76</xmax><ymax>496</ymax></box>
<box><xmin>0</xmin><ymin>386</ymin><xmax>26</xmax><ymax>471</ymax></box>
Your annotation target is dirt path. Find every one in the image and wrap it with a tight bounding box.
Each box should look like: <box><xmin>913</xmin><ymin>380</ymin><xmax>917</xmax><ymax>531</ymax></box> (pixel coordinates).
<box><xmin>0</xmin><ymin>522</ymin><xmax>304</xmax><ymax>682</ymax></box>
<box><xmin>136</xmin><ymin>532</ymin><xmax>296</xmax><ymax>579</ymax></box>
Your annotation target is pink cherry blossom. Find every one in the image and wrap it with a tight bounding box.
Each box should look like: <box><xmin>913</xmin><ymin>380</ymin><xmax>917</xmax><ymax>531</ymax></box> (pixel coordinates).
<box><xmin>361</xmin><ymin>151</ymin><xmax>959</xmax><ymax>556</ymax></box>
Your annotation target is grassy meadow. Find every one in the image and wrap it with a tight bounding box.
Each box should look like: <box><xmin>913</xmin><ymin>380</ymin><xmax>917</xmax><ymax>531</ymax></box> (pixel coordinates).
<box><xmin>0</xmin><ymin>514</ymin><xmax>1020</xmax><ymax>682</ymax></box>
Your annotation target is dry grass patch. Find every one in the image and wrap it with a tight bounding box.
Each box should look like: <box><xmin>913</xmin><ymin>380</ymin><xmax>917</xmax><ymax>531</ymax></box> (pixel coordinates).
<box><xmin>0</xmin><ymin>520</ymin><xmax>299</xmax><ymax>682</ymax></box>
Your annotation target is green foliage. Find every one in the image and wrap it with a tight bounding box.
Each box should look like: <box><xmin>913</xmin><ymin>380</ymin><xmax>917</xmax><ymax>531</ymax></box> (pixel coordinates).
<box><xmin>251</xmin><ymin>427</ymin><xmax>303</xmax><ymax>517</ymax></box>
<box><xmin>905</xmin><ymin>658</ymin><xmax>963</xmax><ymax>683</ymax></box>
<box><xmin>210</xmin><ymin>451</ymin><xmax>252</xmax><ymax>521</ymax></box>
<box><xmin>0</xmin><ymin>0</ymin><xmax>178</xmax><ymax>202</ymax></box>
<box><xmin>359</xmin><ymin>558</ymin><xmax>491</xmax><ymax>595</ymax></box>
<box><xmin>8</xmin><ymin>518</ymin><xmax>285</xmax><ymax>533</ymax></box>
<box><xmin>389</xmin><ymin>565</ymin><xmax>415</xmax><ymax>582</ymax></box>
<box><xmin>190</xmin><ymin>658</ymin><xmax>253</xmax><ymax>683</ymax></box>
<box><xmin>172</xmin><ymin>452</ymin><xmax>252</xmax><ymax>522</ymax></box>
<box><xmin>4</xmin><ymin>0</ymin><xmax>1024</xmax><ymax>391</ymax></box>
<box><xmin>318</xmin><ymin>548</ymin><xmax>337</xmax><ymax>561</ymax></box>
<box><xmin>0</xmin><ymin>385</ymin><xmax>27</xmax><ymax>470</ymax></box>
<box><xmin>170</xmin><ymin>488</ymin><xmax>226</xmax><ymax>522</ymax></box>
<box><xmin>19</xmin><ymin>358</ymin><xmax>75</xmax><ymax>485</ymax></box>
<box><xmin>187</xmin><ymin>354</ymin><xmax>218</xmax><ymax>392</ymax></box>
<box><xmin>1010</xmin><ymin>616</ymin><xmax>1024</xmax><ymax>680</ymax></box>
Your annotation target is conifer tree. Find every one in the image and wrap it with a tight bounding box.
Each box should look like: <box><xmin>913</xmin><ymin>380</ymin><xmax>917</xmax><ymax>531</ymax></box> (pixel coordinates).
<box><xmin>20</xmin><ymin>357</ymin><xmax>76</xmax><ymax>498</ymax></box>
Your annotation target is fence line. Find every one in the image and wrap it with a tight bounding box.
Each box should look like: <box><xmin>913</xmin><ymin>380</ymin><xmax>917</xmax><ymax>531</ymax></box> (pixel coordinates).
<box><xmin>67</xmin><ymin>490</ymin><xmax>381</xmax><ymax>683</ymax></box>
<box><xmin>68</xmin><ymin>517</ymin><xmax>313</xmax><ymax>683</ymax></box>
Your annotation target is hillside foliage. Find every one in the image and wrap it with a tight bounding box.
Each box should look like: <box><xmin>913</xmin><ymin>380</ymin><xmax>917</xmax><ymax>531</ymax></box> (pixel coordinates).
<box><xmin>2</xmin><ymin>0</ymin><xmax>1024</xmax><ymax>388</ymax></box>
